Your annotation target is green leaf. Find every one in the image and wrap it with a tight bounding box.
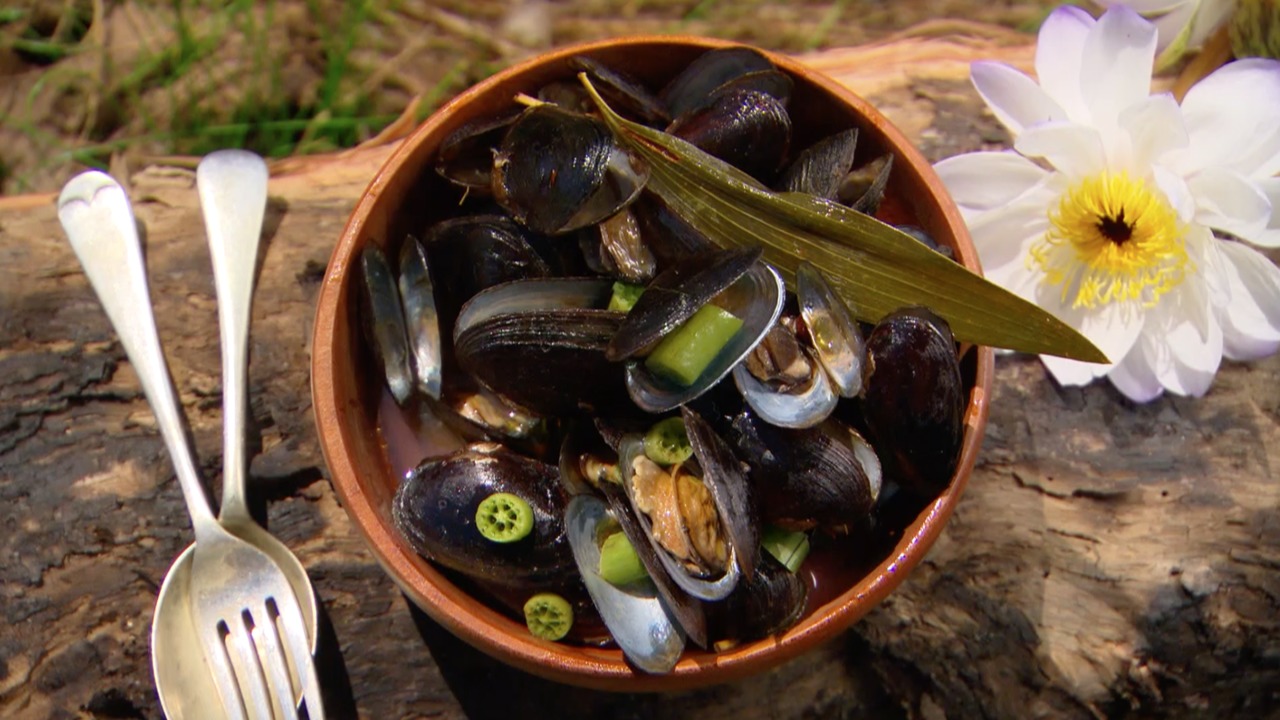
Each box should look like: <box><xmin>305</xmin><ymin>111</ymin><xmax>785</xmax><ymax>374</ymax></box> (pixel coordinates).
<box><xmin>578</xmin><ymin>75</ymin><xmax>1107</xmax><ymax>363</ymax></box>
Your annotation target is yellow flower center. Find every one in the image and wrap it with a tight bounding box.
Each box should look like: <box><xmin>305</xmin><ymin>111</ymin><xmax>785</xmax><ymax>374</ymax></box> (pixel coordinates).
<box><xmin>1031</xmin><ymin>172</ymin><xmax>1188</xmax><ymax>309</ymax></box>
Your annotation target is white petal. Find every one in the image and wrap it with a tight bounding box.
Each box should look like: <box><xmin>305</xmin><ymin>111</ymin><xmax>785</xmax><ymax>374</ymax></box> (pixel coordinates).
<box><xmin>1151</xmin><ymin>280</ymin><xmax>1223</xmax><ymax>396</ymax></box>
<box><xmin>1042</xmin><ymin>294</ymin><xmax>1145</xmax><ymax>367</ymax></box>
<box><xmin>1248</xmin><ymin>177</ymin><xmax>1280</xmax><ymax>248</ymax></box>
<box><xmin>1080</xmin><ymin>6</ymin><xmax>1159</xmax><ymax>134</ymax></box>
<box><xmin>1106</xmin><ymin>337</ymin><xmax>1165</xmax><ymax>402</ymax></box>
<box><xmin>1041</xmin><ymin>353</ymin><xmax>1109</xmax><ymax>387</ymax></box>
<box><xmin>1152</xmin><ymin>165</ymin><xmax>1197</xmax><ymax>222</ymax></box>
<box><xmin>1015</xmin><ymin>122</ymin><xmax>1108</xmax><ymax>178</ymax></box>
<box><xmin>1216</xmin><ymin>240</ymin><xmax>1280</xmax><ymax>360</ymax></box>
<box><xmin>934</xmin><ymin>152</ymin><xmax>1049</xmax><ymax>212</ymax></box>
<box><xmin>1187</xmin><ymin>168</ymin><xmax>1272</xmax><ymax>243</ymax></box>
<box><xmin>1034</xmin><ymin>6</ymin><xmax>1094</xmax><ymax>120</ymax></box>
<box><xmin>971</xmin><ymin>61</ymin><xmax>1067</xmax><ymax>135</ymax></box>
<box><xmin>971</xmin><ymin>203</ymin><xmax>1051</xmax><ymax>279</ymax></box>
<box><xmin>1117</xmin><ymin>94</ymin><xmax>1188</xmax><ymax>172</ymax></box>
<box><xmin>1177</xmin><ymin>59</ymin><xmax>1280</xmax><ymax>174</ymax></box>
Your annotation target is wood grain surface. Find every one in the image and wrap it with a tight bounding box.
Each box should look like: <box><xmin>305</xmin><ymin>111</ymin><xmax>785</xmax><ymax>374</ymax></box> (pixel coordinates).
<box><xmin>2</xmin><ymin>35</ymin><xmax>1277</xmax><ymax>720</ymax></box>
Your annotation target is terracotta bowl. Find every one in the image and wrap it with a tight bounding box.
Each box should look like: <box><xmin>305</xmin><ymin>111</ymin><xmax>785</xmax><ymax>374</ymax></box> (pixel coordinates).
<box><xmin>311</xmin><ymin>35</ymin><xmax>994</xmax><ymax>691</ymax></box>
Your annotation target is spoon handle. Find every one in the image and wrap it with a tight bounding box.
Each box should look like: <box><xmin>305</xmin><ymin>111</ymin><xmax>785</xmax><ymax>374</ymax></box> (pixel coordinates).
<box><xmin>57</xmin><ymin>172</ymin><xmax>218</xmax><ymax>534</ymax></box>
<box><xmin>197</xmin><ymin>150</ymin><xmax>269</xmax><ymax>524</ymax></box>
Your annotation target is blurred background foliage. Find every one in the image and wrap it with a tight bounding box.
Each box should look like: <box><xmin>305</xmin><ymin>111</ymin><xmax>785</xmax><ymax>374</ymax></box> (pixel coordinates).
<box><xmin>0</xmin><ymin>0</ymin><xmax>1062</xmax><ymax>195</ymax></box>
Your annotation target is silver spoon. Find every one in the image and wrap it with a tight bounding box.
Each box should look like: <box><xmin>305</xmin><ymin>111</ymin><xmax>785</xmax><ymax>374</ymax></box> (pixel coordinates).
<box><xmin>60</xmin><ymin>171</ymin><xmax>321</xmax><ymax>719</ymax></box>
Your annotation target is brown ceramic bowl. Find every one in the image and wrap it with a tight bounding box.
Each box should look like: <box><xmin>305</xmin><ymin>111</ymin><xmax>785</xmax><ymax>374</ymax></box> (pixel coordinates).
<box><xmin>312</xmin><ymin>35</ymin><xmax>994</xmax><ymax>691</ymax></box>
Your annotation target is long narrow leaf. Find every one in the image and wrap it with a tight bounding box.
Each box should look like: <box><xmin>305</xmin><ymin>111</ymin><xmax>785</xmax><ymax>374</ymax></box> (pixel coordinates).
<box><xmin>580</xmin><ymin>75</ymin><xmax>1106</xmax><ymax>363</ymax></box>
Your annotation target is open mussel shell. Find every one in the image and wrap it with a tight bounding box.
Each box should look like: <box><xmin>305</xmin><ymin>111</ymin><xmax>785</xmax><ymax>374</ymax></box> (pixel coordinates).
<box><xmin>615</xmin><ymin>406</ymin><xmax>759</xmax><ymax>602</ymax></box>
<box><xmin>435</xmin><ymin>107</ymin><xmax>522</xmax><ymax>191</ymax></box>
<box><xmin>861</xmin><ymin>307</ymin><xmax>964</xmax><ymax>499</ymax></box>
<box><xmin>842</xmin><ymin>153</ymin><xmax>894</xmax><ymax>215</ymax></box>
<box><xmin>360</xmin><ymin>244</ymin><xmax>414</xmax><ymax>405</ymax></box>
<box><xmin>392</xmin><ymin>445</ymin><xmax>575</xmax><ymax>587</ymax></box>
<box><xmin>425</xmin><ymin>214</ymin><xmax>551</xmax><ymax>326</ymax></box>
<box><xmin>570</xmin><ymin>56</ymin><xmax>670</xmax><ymax>125</ymax></box>
<box><xmin>625</xmin><ymin>261</ymin><xmax>785</xmax><ymax>414</ymax></box>
<box><xmin>397</xmin><ymin>235</ymin><xmax>443</xmax><ymax>399</ymax></box>
<box><xmin>732</xmin><ymin>351</ymin><xmax>837</xmax><ymax>430</ymax></box>
<box><xmin>453</xmin><ymin>278</ymin><xmax>628</xmax><ymax>416</ymax></box>
<box><xmin>796</xmin><ymin>262</ymin><xmax>866</xmax><ymax>398</ymax></box>
<box><xmin>776</xmin><ymin>128</ymin><xmax>859</xmax><ymax>201</ymax></box>
<box><xmin>565</xmin><ymin>495</ymin><xmax>686</xmax><ymax>673</ymax></box>
<box><xmin>493</xmin><ymin>104</ymin><xmax>650</xmax><ymax>235</ymax></box>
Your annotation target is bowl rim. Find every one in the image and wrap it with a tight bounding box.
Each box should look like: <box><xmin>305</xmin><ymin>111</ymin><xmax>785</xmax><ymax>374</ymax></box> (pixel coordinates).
<box><xmin>311</xmin><ymin>34</ymin><xmax>994</xmax><ymax>691</ymax></box>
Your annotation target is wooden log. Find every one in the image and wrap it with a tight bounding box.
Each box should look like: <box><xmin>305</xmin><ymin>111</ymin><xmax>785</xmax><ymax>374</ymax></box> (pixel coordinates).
<box><xmin>2</xmin><ymin>34</ymin><xmax>1277</xmax><ymax>720</ymax></box>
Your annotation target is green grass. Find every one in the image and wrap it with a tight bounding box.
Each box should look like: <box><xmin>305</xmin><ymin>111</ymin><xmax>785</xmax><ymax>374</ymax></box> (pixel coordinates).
<box><xmin>1</xmin><ymin>0</ymin><xmax>404</xmax><ymax>192</ymax></box>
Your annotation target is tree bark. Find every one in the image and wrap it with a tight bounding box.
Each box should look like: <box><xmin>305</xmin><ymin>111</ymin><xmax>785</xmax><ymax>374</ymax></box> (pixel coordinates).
<box><xmin>2</xmin><ymin>35</ymin><xmax>1277</xmax><ymax>720</ymax></box>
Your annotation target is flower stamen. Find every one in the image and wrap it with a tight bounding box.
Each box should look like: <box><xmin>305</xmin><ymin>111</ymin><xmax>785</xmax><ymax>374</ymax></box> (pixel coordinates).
<box><xmin>1030</xmin><ymin>172</ymin><xmax>1187</xmax><ymax>309</ymax></box>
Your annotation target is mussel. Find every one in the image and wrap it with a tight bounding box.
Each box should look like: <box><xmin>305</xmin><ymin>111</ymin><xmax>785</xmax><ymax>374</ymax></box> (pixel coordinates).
<box><xmin>392</xmin><ymin>444</ymin><xmax>576</xmax><ymax>587</ymax></box>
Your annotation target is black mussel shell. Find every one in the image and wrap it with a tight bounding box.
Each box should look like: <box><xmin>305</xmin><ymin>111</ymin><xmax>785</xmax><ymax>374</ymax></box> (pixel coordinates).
<box><xmin>493</xmin><ymin>104</ymin><xmax>648</xmax><ymax>235</ymax></box>
<box><xmin>425</xmin><ymin>214</ymin><xmax>551</xmax><ymax>323</ymax></box>
<box><xmin>605</xmin><ymin>245</ymin><xmax>762</xmax><ymax>361</ymax></box>
<box><xmin>667</xmin><ymin>89</ymin><xmax>792</xmax><ymax>182</ymax></box>
<box><xmin>841</xmin><ymin>153</ymin><xmax>894</xmax><ymax>215</ymax></box>
<box><xmin>660</xmin><ymin>46</ymin><xmax>777</xmax><ymax>118</ymax></box>
<box><xmin>570</xmin><ymin>56</ymin><xmax>670</xmax><ymax>125</ymax></box>
<box><xmin>359</xmin><ymin>244</ymin><xmax>414</xmax><ymax>405</ymax></box>
<box><xmin>454</xmin><ymin>280</ymin><xmax>629</xmax><ymax>416</ymax></box>
<box><xmin>435</xmin><ymin>108</ymin><xmax>523</xmax><ymax>191</ymax></box>
<box><xmin>392</xmin><ymin>446</ymin><xmax>576</xmax><ymax>587</ymax></box>
<box><xmin>776</xmin><ymin>128</ymin><xmax>859</xmax><ymax>201</ymax></box>
<box><xmin>861</xmin><ymin>307</ymin><xmax>964</xmax><ymax>499</ymax></box>
<box><xmin>629</xmin><ymin>192</ymin><xmax>715</xmax><ymax>269</ymax></box>
<box><xmin>682</xmin><ymin>405</ymin><xmax>761</xmax><ymax>579</ymax></box>
<box><xmin>726</xmin><ymin>408</ymin><xmax>877</xmax><ymax>535</ymax></box>
<box><xmin>470</xmin><ymin>574</ymin><xmax>612</xmax><ymax>646</ymax></box>
<box><xmin>896</xmin><ymin>225</ymin><xmax>955</xmax><ymax>260</ymax></box>
<box><xmin>706</xmin><ymin>552</ymin><xmax>807</xmax><ymax>645</ymax></box>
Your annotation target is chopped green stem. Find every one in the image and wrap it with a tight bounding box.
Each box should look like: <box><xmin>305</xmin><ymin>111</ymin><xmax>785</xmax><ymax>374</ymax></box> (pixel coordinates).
<box><xmin>598</xmin><ymin>531</ymin><xmax>649</xmax><ymax>586</ymax></box>
<box><xmin>644</xmin><ymin>304</ymin><xmax>743</xmax><ymax>387</ymax></box>
<box><xmin>607</xmin><ymin>281</ymin><xmax>646</xmax><ymax>313</ymax></box>
<box><xmin>523</xmin><ymin>593</ymin><xmax>573</xmax><ymax>641</ymax></box>
<box><xmin>474</xmin><ymin>492</ymin><xmax>534</xmax><ymax>543</ymax></box>
<box><xmin>643</xmin><ymin>417</ymin><xmax>694</xmax><ymax>466</ymax></box>
<box><xmin>761</xmin><ymin>525</ymin><xmax>811</xmax><ymax>573</ymax></box>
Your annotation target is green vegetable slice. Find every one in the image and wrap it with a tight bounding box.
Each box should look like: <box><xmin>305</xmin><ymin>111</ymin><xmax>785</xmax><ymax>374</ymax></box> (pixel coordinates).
<box><xmin>608</xmin><ymin>281</ymin><xmax>646</xmax><ymax>313</ymax></box>
<box><xmin>598</xmin><ymin>530</ymin><xmax>649</xmax><ymax>586</ymax></box>
<box><xmin>643</xmin><ymin>417</ymin><xmax>693</xmax><ymax>466</ymax></box>
<box><xmin>523</xmin><ymin>592</ymin><xmax>573</xmax><ymax>641</ymax></box>
<box><xmin>644</xmin><ymin>303</ymin><xmax>743</xmax><ymax>387</ymax></box>
<box><xmin>474</xmin><ymin>492</ymin><xmax>534</xmax><ymax>543</ymax></box>
<box><xmin>761</xmin><ymin>525</ymin><xmax>811</xmax><ymax>573</ymax></box>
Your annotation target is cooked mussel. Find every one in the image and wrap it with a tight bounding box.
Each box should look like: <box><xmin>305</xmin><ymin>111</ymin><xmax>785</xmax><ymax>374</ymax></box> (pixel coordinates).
<box><xmin>398</xmin><ymin>234</ymin><xmax>443</xmax><ymax>399</ymax></box>
<box><xmin>360</xmin><ymin>244</ymin><xmax>414</xmax><ymax>405</ymax></box>
<box><xmin>667</xmin><ymin>89</ymin><xmax>791</xmax><ymax>182</ymax></box>
<box><xmin>453</xmin><ymin>278</ymin><xmax>628</xmax><ymax>416</ymax></box>
<box><xmin>727</xmin><ymin>407</ymin><xmax>880</xmax><ymax>535</ymax></box>
<box><xmin>392</xmin><ymin>444</ymin><xmax>575</xmax><ymax>586</ymax></box>
<box><xmin>776</xmin><ymin>128</ymin><xmax>859</xmax><ymax>201</ymax></box>
<box><xmin>861</xmin><ymin>307</ymin><xmax>964</xmax><ymax>499</ymax></box>
<box><xmin>493</xmin><ymin>104</ymin><xmax>650</xmax><ymax>235</ymax></box>
<box><xmin>659</xmin><ymin>46</ymin><xmax>778</xmax><ymax>118</ymax></box>
<box><xmin>565</xmin><ymin>495</ymin><xmax>686</xmax><ymax>673</ymax></box>
<box><xmin>733</xmin><ymin>320</ymin><xmax>838</xmax><ymax>429</ymax></box>
<box><xmin>616</xmin><ymin>407</ymin><xmax>758</xmax><ymax>601</ymax></box>
<box><xmin>706</xmin><ymin>552</ymin><xmax>807</xmax><ymax>646</ymax></box>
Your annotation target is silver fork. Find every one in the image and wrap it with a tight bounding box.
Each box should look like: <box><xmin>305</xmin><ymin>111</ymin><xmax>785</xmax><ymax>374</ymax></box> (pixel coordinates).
<box><xmin>197</xmin><ymin>149</ymin><xmax>324</xmax><ymax>719</ymax></box>
<box><xmin>58</xmin><ymin>171</ymin><xmax>318</xmax><ymax>720</ymax></box>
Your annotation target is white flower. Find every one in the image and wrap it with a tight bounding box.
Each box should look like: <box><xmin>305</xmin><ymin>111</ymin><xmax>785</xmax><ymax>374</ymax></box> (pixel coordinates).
<box><xmin>935</xmin><ymin>5</ymin><xmax>1280</xmax><ymax>402</ymax></box>
<box><xmin>1096</xmin><ymin>0</ymin><xmax>1236</xmax><ymax>68</ymax></box>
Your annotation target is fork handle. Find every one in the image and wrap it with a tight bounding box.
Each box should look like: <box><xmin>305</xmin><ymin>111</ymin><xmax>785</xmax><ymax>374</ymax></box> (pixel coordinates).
<box><xmin>58</xmin><ymin>172</ymin><xmax>219</xmax><ymax>535</ymax></box>
<box><xmin>197</xmin><ymin>150</ymin><xmax>269</xmax><ymax>524</ymax></box>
